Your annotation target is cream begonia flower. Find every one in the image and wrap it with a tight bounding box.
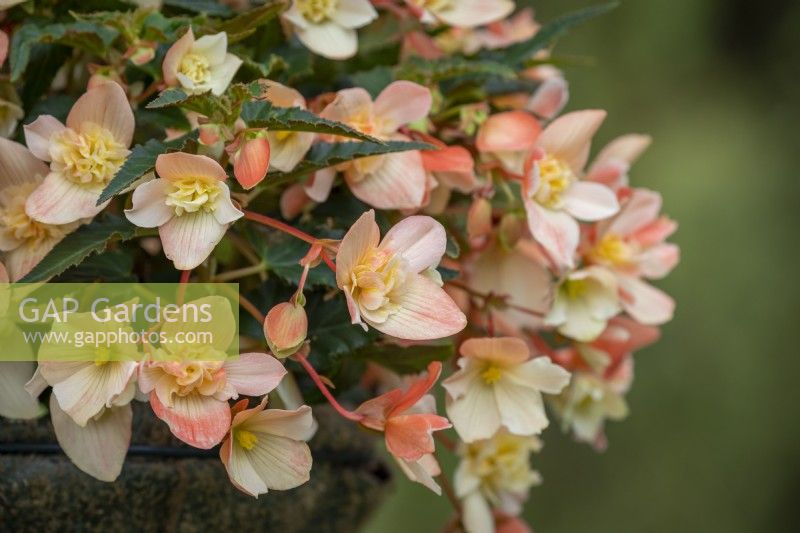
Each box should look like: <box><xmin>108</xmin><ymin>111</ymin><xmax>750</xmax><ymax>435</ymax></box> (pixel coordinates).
<box><xmin>544</xmin><ymin>266</ymin><xmax>621</xmax><ymax>342</ymax></box>
<box><xmin>282</xmin><ymin>0</ymin><xmax>378</xmax><ymax>60</ymax></box>
<box><xmin>443</xmin><ymin>337</ymin><xmax>570</xmax><ymax>443</ymax></box>
<box><xmin>221</xmin><ymin>398</ymin><xmax>314</xmax><ymax>498</ymax></box>
<box><xmin>336</xmin><ymin>210</ymin><xmax>466</xmax><ymax>340</ymax></box>
<box><xmin>23</xmin><ymin>82</ymin><xmax>134</xmax><ymax>225</ymax></box>
<box><xmin>455</xmin><ymin>430</ymin><xmax>543</xmax><ymax>533</ymax></box>
<box><xmin>124</xmin><ymin>152</ymin><xmax>244</xmax><ymax>270</ymax></box>
<box><xmin>0</xmin><ymin>138</ymin><xmax>80</xmax><ymax>281</ymax></box>
<box><xmin>262</xmin><ymin>80</ymin><xmax>315</xmax><ymax>172</ymax></box>
<box><xmin>552</xmin><ymin>371</ymin><xmax>629</xmax><ymax>445</ymax></box>
<box><xmin>163</xmin><ymin>29</ymin><xmax>242</xmax><ymax>96</ymax></box>
<box><xmin>407</xmin><ymin>0</ymin><xmax>514</xmax><ymax>29</ymax></box>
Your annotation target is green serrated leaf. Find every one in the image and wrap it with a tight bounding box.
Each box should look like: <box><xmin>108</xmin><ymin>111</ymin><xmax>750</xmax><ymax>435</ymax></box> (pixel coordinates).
<box><xmin>96</xmin><ymin>131</ymin><xmax>198</xmax><ymax>205</ymax></box>
<box><xmin>306</xmin><ymin>293</ymin><xmax>376</xmax><ymax>361</ymax></box>
<box><xmin>352</xmin><ymin>342</ymin><xmax>455</xmax><ymax>375</ymax></box>
<box><xmin>19</xmin><ymin>217</ymin><xmax>137</xmax><ymax>283</ymax></box>
<box><xmin>266</xmin><ymin>140</ymin><xmax>435</xmax><ymax>184</ymax></box>
<box><xmin>240</xmin><ymin>101</ymin><xmax>382</xmax><ymax>143</ymax></box>
<box><xmin>485</xmin><ymin>2</ymin><xmax>619</xmax><ymax>65</ymax></box>
<box><xmin>396</xmin><ymin>56</ymin><xmax>516</xmax><ymax>86</ymax></box>
<box><xmin>217</xmin><ymin>1</ymin><xmax>286</xmax><ymax>36</ymax></box>
<box><xmin>56</xmin><ymin>249</ymin><xmax>136</xmax><ymax>282</ymax></box>
<box><xmin>146</xmin><ymin>88</ymin><xmax>189</xmax><ymax>109</ymax></box>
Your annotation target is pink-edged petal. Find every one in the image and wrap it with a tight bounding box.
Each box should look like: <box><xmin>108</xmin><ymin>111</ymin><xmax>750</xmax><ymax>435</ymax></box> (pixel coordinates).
<box><xmin>593</xmin><ymin>134</ymin><xmax>652</xmax><ymax>167</ymax></box>
<box><xmin>372</xmin><ymin>273</ymin><xmax>467</xmax><ymax>340</ymax></box>
<box><xmin>537</xmin><ymin>109</ymin><xmax>606</xmax><ymax>171</ymax></box>
<box><xmin>527</xmin><ymin>76</ymin><xmax>569</xmax><ymax>120</ymax></box>
<box><xmin>434</xmin><ymin>0</ymin><xmax>514</xmax><ymax>28</ymax></box>
<box><xmin>26</xmin><ymin>172</ymin><xmax>106</xmax><ymax>224</ymax></box>
<box><xmin>331</xmin><ymin>0</ymin><xmax>379</xmax><ymax>29</ymax></box>
<box><xmin>232</xmin><ymin>137</ymin><xmax>270</xmax><ymax>190</ymax></box>
<box><xmin>476</xmin><ymin>110</ymin><xmax>540</xmax><ymax>153</ymax></box>
<box><xmin>460</xmin><ymin>337</ymin><xmax>529</xmax><ymax>366</ymax></box>
<box><xmin>638</xmin><ymin>243</ymin><xmax>680</xmax><ymax>279</ymax></box>
<box><xmin>67</xmin><ymin>82</ymin><xmax>134</xmax><ymax>147</ymax></box>
<box><xmin>50</xmin><ymin>397</ymin><xmax>131</xmax><ymax>482</ymax></box>
<box><xmin>617</xmin><ymin>275</ymin><xmax>675</xmax><ymax>325</ymax></box>
<box><xmin>224</xmin><ymin>352</ymin><xmax>286</xmax><ymax>397</ymax></box>
<box><xmin>524</xmin><ymin>200</ymin><xmax>579</xmax><ymax>269</ymax></box>
<box><xmin>150</xmin><ymin>390</ymin><xmax>230</xmax><ymax>449</ymax></box>
<box><xmin>0</xmin><ymin>362</ymin><xmax>45</xmax><ymax>419</ymax></box>
<box><xmin>562</xmin><ymin>181</ymin><xmax>619</xmax><ymax>221</ymax></box>
<box><xmin>378</xmin><ymin>215</ymin><xmax>446</xmax><ymax>273</ymax></box>
<box><xmin>335</xmin><ymin>209</ymin><xmax>380</xmax><ymax>287</ymax></box>
<box><xmin>606</xmin><ymin>188</ymin><xmax>662</xmax><ymax>236</ymax></box>
<box><xmin>296</xmin><ymin>22</ymin><xmax>357</xmax><ymax>61</ymax></box>
<box><xmin>385</xmin><ymin>413</ymin><xmax>450</xmax><ymax>462</ymax></box>
<box><xmin>0</xmin><ymin>137</ymin><xmax>49</xmax><ymax>187</ymax></box>
<box><xmin>212</xmin><ymin>182</ymin><xmax>244</xmax><ymax>225</ymax></box>
<box><xmin>630</xmin><ymin>216</ymin><xmax>678</xmax><ymax>248</ymax></box>
<box><xmin>155</xmin><ymin>152</ymin><xmax>228</xmax><ymax>182</ymax></box>
<box><xmin>23</xmin><ymin>115</ymin><xmax>65</xmax><ymax>161</ymax></box>
<box><xmin>163</xmin><ymin>28</ymin><xmax>195</xmax><ymax>87</ymax></box>
<box><xmin>345</xmin><ymin>150</ymin><xmax>427</xmax><ymax>209</ymax></box>
<box><xmin>584</xmin><ymin>159</ymin><xmax>629</xmax><ymax>189</ymax></box>
<box><xmin>373</xmin><ymin>81</ymin><xmax>432</xmax><ymax>134</ymax></box>
<box><xmin>304</xmin><ymin>167</ymin><xmax>336</xmax><ymax>202</ymax></box>
<box><xmin>124</xmin><ymin>178</ymin><xmax>173</xmax><ymax>228</ymax></box>
<box><xmin>159</xmin><ymin>211</ymin><xmax>227</xmax><ymax>270</ymax></box>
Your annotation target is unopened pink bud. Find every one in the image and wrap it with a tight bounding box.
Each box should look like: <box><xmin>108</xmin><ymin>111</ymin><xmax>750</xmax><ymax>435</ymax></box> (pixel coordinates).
<box><xmin>231</xmin><ymin>135</ymin><xmax>271</xmax><ymax>190</ymax></box>
<box><xmin>264</xmin><ymin>302</ymin><xmax>308</xmax><ymax>358</ymax></box>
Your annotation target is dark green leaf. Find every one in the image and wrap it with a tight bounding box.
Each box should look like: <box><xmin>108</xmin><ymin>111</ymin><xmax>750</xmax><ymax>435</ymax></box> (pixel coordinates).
<box><xmin>96</xmin><ymin>130</ymin><xmax>199</xmax><ymax>205</ymax></box>
<box><xmin>396</xmin><ymin>56</ymin><xmax>516</xmax><ymax>86</ymax></box>
<box><xmin>352</xmin><ymin>342</ymin><xmax>455</xmax><ymax>375</ymax></box>
<box><xmin>485</xmin><ymin>2</ymin><xmax>619</xmax><ymax>65</ymax></box>
<box><xmin>217</xmin><ymin>1</ymin><xmax>286</xmax><ymax>36</ymax></box>
<box><xmin>55</xmin><ymin>249</ymin><xmax>136</xmax><ymax>282</ymax></box>
<box><xmin>240</xmin><ymin>101</ymin><xmax>382</xmax><ymax>143</ymax></box>
<box><xmin>145</xmin><ymin>88</ymin><xmax>189</xmax><ymax>109</ymax></box>
<box><xmin>163</xmin><ymin>0</ymin><xmax>232</xmax><ymax>16</ymax></box>
<box><xmin>19</xmin><ymin>217</ymin><xmax>137</xmax><ymax>283</ymax></box>
<box><xmin>306</xmin><ymin>293</ymin><xmax>377</xmax><ymax>361</ymax></box>
<box><xmin>266</xmin><ymin>140</ymin><xmax>435</xmax><ymax>184</ymax></box>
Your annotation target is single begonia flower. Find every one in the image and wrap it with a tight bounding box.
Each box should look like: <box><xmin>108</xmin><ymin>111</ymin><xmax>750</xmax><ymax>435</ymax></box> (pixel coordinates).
<box><xmin>282</xmin><ymin>0</ymin><xmax>377</xmax><ymax>60</ymax></box>
<box><xmin>544</xmin><ymin>266</ymin><xmax>621</xmax><ymax>342</ymax></box>
<box><xmin>163</xmin><ymin>29</ymin><xmax>242</xmax><ymax>96</ymax></box>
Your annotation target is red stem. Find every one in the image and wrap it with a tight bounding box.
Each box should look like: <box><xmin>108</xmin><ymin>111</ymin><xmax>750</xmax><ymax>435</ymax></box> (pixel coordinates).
<box><xmin>295</xmin><ymin>354</ymin><xmax>363</xmax><ymax>422</ymax></box>
<box><xmin>320</xmin><ymin>249</ymin><xmax>337</xmax><ymax>273</ymax></box>
<box><xmin>243</xmin><ymin>210</ymin><xmax>318</xmax><ymax>246</ymax></box>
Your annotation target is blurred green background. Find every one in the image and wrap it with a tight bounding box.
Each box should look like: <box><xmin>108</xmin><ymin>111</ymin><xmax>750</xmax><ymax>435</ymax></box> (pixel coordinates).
<box><xmin>366</xmin><ymin>0</ymin><xmax>800</xmax><ymax>531</ymax></box>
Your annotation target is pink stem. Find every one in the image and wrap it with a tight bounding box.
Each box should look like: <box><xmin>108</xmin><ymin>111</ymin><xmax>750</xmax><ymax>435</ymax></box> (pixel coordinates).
<box><xmin>295</xmin><ymin>354</ymin><xmax>363</xmax><ymax>422</ymax></box>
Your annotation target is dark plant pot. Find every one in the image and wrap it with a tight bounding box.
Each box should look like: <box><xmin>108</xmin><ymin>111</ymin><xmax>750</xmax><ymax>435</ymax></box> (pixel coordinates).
<box><xmin>0</xmin><ymin>402</ymin><xmax>392</xmax><ymax>532</ymax></box>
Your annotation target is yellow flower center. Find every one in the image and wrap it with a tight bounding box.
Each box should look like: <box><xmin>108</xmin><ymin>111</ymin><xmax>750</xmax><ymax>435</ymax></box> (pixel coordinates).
<box><xmin>274</xmin><ymin>130</ymin><xmax>293</xmax><ymax>142</ymax></box>
<box><xmin>180</xmin><ymin>53</ymin><xmax>212</xmax><ymax>85</ymax></box>
<box><xmin>562</xmin><ymin>278</ymin><xmax>588</xmax><ymax>300</ymax></box>
<box><xmin>51</xmin><ymin>124</ymin><xmax>129</xmax><ymax>186</ymax></box>
<box><xmin>297</xmin><ymin>0</ymin><xmax>337</xmax><ymax>23</ymax></box>
<box><xmin>533</xmin><ymin>155</ymin><xmax>575</xmax><ymax>209</ymax></box>
<box><xmin>588</xmin><ymin>233</ymin><xmax>635</xmax><ymax>268</ymax></box>
<box><xmin>0</xmin><ymin>183</ymin><xmax>71</xmax><ymax>248</ymax></box>
<box><xmin>165</xmin><ymin>177</ymin><xmax>221</xmax><ymax>216</ymax></box>
<box><xmin>235</xmin><ymin>429</ymin><xmax>259</xmax><ymax>450</ymax></box>
<box><xmin>349</xmin><ymin>248</ymin><xmax>407</xmax><ymax>324</ymax></box>
<box><xmin>480</xmin><ymin>365</ymin><xmax>503</xmax><ymax>385</ymax></box>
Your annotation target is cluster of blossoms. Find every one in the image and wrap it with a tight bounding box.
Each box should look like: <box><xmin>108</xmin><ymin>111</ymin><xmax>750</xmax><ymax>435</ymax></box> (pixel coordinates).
<box><xmin>0</xmin><ymin>1</ymin><xmax>678</xmax><ymax>531</ymax></box>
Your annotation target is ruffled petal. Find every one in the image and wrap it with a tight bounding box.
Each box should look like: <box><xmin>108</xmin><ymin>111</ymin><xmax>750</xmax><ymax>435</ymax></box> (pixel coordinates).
<box><xmin>192</xmin><ymin>32</ymin><xmax>228</xmax><ymax>65</ymax></box>
<box><xmin>150</xmin><ymin>390</ymin><xmax>230</xmax><ymax>449</ymax></box>
<box><xmin>207</xmin><ymin>54</ymin><xmax>242</xmax><ymax>96</ymax></box>
<box><xmin>385</xmin><ymin>412</ymin><xmax>450</xmax><ymax>461</ymax></box>
<box><xmin>494</xmin><ymin>379</ymin><xmax>550</xmax><ymax>435</ymax></box>
<box><xmin>212</xmin><ymin>181</ymin><xmax>244</xmax><ymax>225</ymax></box>
<box><xmin>504</xmin><ymin>356</ymin><xmax>571</xmax><ymax>395</ymax></box>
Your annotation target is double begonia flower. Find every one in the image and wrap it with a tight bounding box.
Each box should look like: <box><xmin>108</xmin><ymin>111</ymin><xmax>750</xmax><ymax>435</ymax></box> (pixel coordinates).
<box><xmin>282</xmin><ymin>0</ymin><xmax>377</xmax><ymax>60</ymax></box>
<box><xmin>0</xmin><ymin>138</ymin><xmax>80</xmax><ymax>280</ymax></box>
<box><xmin>442</xmin><ymin>337</ymin><xmax>570</xmax><ymax>442</ymax></box>
<box><xmin>163</xmin><ymin>29</ymin><xmax>242</xmax><ymax>96</ymax></box>
<box><xmin>356</xmin><ymin>361</ymin><xmax>450</xmax><ymax>494</ymax></box>
<box><xmin>125</xmin><ymin>152</ymin><xmax>244</xmax><ymax>270</ymax></box>
<box><xmin>23</xmin><ymin>82</ymin><xmax>134</xmax><ymax>224</ymax></box>
<box><xmin>309</xmin><ymin>81</ymin><xmax>432</xmax><ymax>210</ymax></box>
<box><xmin>336</xmin><ymin>210</ymin><xmax>466</xmax><ymax>339</ymax></box>
<box><xmin>221</xmin><ymin>398</ymin><xmax>314</xmax><ymax>497</ymax></box>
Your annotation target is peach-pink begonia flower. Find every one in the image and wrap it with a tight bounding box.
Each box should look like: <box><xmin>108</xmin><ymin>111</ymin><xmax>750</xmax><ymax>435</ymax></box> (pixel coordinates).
<box><xmin>585</xmin><ymin>188</ymin><xmax>679</xmax><ymax>325</ymax></box>
<box><xmin>163</xmin><ymin>29</ymin><xmax>242</xmax><ymax>96</ymax></box>
<box><xmin>522</xmin><ymin>110</ymin><xmax>620</xmax><ymax>268</ymax></box>
<box><xmin>418</xmin><ymin>135</ymin><xmax>478</xmax><ymax>214</ymax></box>
<box><xmin>262</xmin><ymin>81</ymin><xmax>316</xmax><ymax>172</ymax></box>
<box><xmin>220</xmin><ymin>398</ymin><xmax>314</xmax><ymax>497</ymax></box>
<box><xmin>124</xmin><ymin>152</ymin><xmax>244</xmax><ymax>270</ymax></box>
<box><xmin>357</xmin><ymin>361</ymin><xmax>451</xmax><ymax>488</ymax></box>
<box><xmin>443</xmin><ymin>337</ymin><xmax>570</xmax><ymax>442</ymax></box>
<box><xmin>477</xmin><ymin>110</ymin><xmax>541</xmax><ymax>175</ymax></box>
<box><xmin>475</xmin><ymin>8</ymin><xmax>539</xmax><ymax>50</ymax></box>
<box><xmin>282</xmin><ymin>0</ymin><xmax>377</xmax><ymax>60</ymax></box>
<box><xmin>407</xmin><ymin>0</ymin><xmax>514</xmax><ymax>29</ymax></box>
<box><xmin>544</xmin><ymin>265</ymin><xmax>621</xmax><ymax>342</ymax></box>
<box><xmin>336</xmin><ymin>210</ymin><xmax>467</xmax><ymax>339</ymax></box>
<box><xmin>308</xmin><ymin>81</ymin><xmax>432</xmax><ymax>210</ymax></box>
<box><xmin>23</xmin><ymin>82</ymin><xmax>134</xmax><ymax>225</ymax></box>
<box><xmin>0</xmin><ymin>138</ymin><xmax>80</xmax><ymax>280</ymax></box>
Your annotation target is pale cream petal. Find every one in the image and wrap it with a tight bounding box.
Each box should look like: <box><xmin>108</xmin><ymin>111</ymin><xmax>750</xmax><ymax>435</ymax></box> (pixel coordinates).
<box><xmin>446</xmin><ymin>379</ymin><xmax>501</xmax><ymax>442</ymax></box>
<box><xmin>243</xmin><ymin>405</ymin><xmax>314</xmax><ymax>441</ymax></box>
<box><xmin>494</xmin><ymin>379</ymin><xmax>549</xmax><ymax>435</ymax></box>
<box><xmin>0</xmin><ymin>137</ymin><xmax>49</xmax><ymax>187</ymax></box>
<box><xmin>67</xmin><ymin>82</ymin><xmax>134</xmax><ymax>147</ymax></box>
<box><xmin>207</xmin><ymin>54</ymin><xmax>243</xmax><ymax>96</ymax></box>
<box><xmin>244</xmin><ymin>433</ymin><xmax>312</xmax><ymax>490</ymax></box>
<box><xmin>192</xmin><ymin>32</ymin><xmax>228</xmax><ymax>65</ymax></box>
<box><xmin>331</xmin><ymin>0</ymin><xmax>379</xmax><ymax>29</ymax></box>
<box><xmin>223</xmin><ymin>352</ymin><xmax>287</xmax><ymax>397</ymax></box>
<box><xmin>335</xmin><ymin>209</ymin><xmax>380</xmax><ymax>287</ymax></box>
<box><xmin>0</xmin><ymin>362</ymin><xmax>45</xmax><ymax>419</ymax></box>
<box><xmin>23</xmin><ymin>115</ymin><xmax>65</xmax><ymax>162</ymax></box>
<box><xmin>159</xmin><ymin>211</ymin><xmax>227</xmax><ymax>270</ymax></box>
<box><xmin>504</xmin><ymin>356</ymin><xmax>571</xmax><ymax>395</ymax></box>
<box><xmin>345</xmin><ymin>150</ymin><xmax>427</xmax><ymax>210</ymax></box>
<box><xmin>296</xmin><ymin>22</ymin><xmax>357</xmax><ymax>60</ymax></box>
<box><xmin>378</xmin><ymin>215</ymin><xmax>446</xmax><ymax>273</ymax></box>
<box><xmin>212</xmin><ymin>182</ymin><xmax>244</xmax><ymax>225</ymax></box>
<box><xmin>124</xmin><ymin>178</ymin><xmax>173</xmax><ymax>228</ymax></box>
<box><xmin>26</xmin><ymin>172</ymin><xmax>106</xmax><ymax>224</ymax></box>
